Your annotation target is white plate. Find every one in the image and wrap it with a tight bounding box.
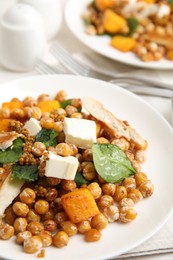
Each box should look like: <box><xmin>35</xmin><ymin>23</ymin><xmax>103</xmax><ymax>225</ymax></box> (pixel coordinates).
<box><xmin>64</xmin><ymin>0</ymin><xmax>173</xmax><ymax>70</ymax></box>
<box><xmin>0</xmin><ymin>75</ymin><xmax>173</xmax><ymax>260</ymax></box>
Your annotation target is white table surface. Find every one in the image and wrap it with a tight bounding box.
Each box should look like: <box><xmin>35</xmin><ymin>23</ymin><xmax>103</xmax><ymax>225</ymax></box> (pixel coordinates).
<box><xmin>0</xmin><ymin>1</ymin><xmax>173</xmax><ymax>260</ymax></box>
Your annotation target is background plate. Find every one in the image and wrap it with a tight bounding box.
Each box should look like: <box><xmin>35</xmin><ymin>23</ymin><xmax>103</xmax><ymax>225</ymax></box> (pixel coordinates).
<box><xmin>64</xmin><ymin>0</ymin><xmax>173</xmax><ymax>70</ymax></box>
<box><xmin>0</xmin><ymin>75</ymin><xmax>173</xmax><ymax>260</ymax></box>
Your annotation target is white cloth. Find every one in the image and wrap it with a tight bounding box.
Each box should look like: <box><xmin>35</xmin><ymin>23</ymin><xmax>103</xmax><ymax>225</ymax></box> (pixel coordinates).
<box><xmin>0</xmin><ymin>1</ymin><xmax>173</xmax><ymax>260</ymax></box>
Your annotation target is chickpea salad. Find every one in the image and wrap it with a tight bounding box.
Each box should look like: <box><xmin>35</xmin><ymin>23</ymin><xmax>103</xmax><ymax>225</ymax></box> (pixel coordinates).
<box><xmin>82</xmin><ymin>0</ymin><xmax>173</xmax><ymax>62</ymax></box>
<box><xmin>0</xmin><ymin>89</ymin><xmax>154</xmax><ymax>257</ymax></box>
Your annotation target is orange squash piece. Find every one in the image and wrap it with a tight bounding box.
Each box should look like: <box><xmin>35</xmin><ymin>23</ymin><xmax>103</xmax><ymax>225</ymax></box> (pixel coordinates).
<box><xmin>103</xmin><ymin>9</ymin><xmax>127</xmax><ymax>34</ymax></box>
<box><xmin>0</xmin><ymin>119</ymin><xmax>14</xmax><ymax>132</ymax></box>
<box><xmin>61</xmin><ymin>188</ymin><xmax>100</xmax><ymax>223</ymax></box>
<box><xmin>111</xmin><ymin>36</ymin><xmax>136</xmax><ymax>52</ymax></box>
<box><xmin>37</xmin><ymin>100</ymin><xmax>60</xmax><ymax>113</ymax></box>
<box><xmin>2</xmin><ymin>101</ymin><xmax>23</xmax><ymax>111</ymax></box>
<box><xmin>95</xmin><ymin>0</ymin><xmax>115</xmax><ymax>11</ymax></box>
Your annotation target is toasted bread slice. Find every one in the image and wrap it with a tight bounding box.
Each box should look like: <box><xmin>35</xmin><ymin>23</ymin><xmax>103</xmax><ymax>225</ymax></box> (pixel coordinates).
<box><xmin>0</xmin><ymin>168</ymin><xmax>24</xmax><ymax>216</ymax></box>
<box><xmin>0</xmin><ymin>132</ymin><xmax>19</xmax><ymax>151</ymax></box>
<box><xmin>82</xmin><ymin>97</ymin><xmax>147</xmax><ymax>150</ymax></box>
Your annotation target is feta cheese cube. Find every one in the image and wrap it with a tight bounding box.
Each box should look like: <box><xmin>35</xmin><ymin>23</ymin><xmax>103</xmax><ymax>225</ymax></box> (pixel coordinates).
<box><xmin>64</xmin><ymin>117</ymin><xmax>96</xmax><ymax>149</ymax></box>
<box><xmin>24</xmin><ymin>118</ymin><xmax>41</xmax><ymax>136</ymax></box>
<box><xmin>44</xmin><ymin>152</ymin><xmax>79</xmax><ymax>180</ymax></box>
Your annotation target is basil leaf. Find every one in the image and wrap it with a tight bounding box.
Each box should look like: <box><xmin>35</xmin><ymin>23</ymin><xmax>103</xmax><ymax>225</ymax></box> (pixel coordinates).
<box><xmin>75</xmin><ymin>172</ymin><xmax>89</xmax><ymax>187</ymax></box>
<box><xmin>127</xmin><ymin>17</ymin><xmax>139</xmax><ymax>36</ymax></box>
<box><xmin>92</xmin><ymin>143</ymin><xmax>136</xmax><ymax>183</ymax></box>
<box><xmin>36</xmin><ymin>129</ymin><xmax>58</xmax><ymax>148</ymax></box>
<box><xmin>0</xmin><ymin>137</ymin><xmax>24</xmax><ymax>163</ymax></box>
<box><xmin>12</xmin><ymin>164</ymin><xmax>39</xmax><ymax>182</ymax></box>
<box><xmin>169</xmin><ymin>0</ymin><xmax>173</xmax><ymax>6</ymax></box>
<box><xmin>60</xmin><ymin>99</ymin><xmax>73</xmax><ymax>109</ymax></box>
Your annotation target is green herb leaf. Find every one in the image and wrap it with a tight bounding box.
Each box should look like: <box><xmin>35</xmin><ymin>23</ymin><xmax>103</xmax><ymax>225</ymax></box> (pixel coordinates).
<box><xmin>0</xmin><ymin>137</ymin><xmax>24</xmax><ymax>164</ymax></box>
<box><xmin>169</xmin><ymin>0</ymin><xmax>173</xmax><ymax>6</ymax></box>
<box><xmin>92</xmin><ymin>143</ymin><xmax>136</xmax><ymax>183</ymax></box>
<box><xmin>60</xmin><ymin>99</ymin><xmax>73</xmax><ymax>109</ymax></box>
<box><xmin>127</xmin><ymin>17</ymin><xmax>139</xmax><ymax>36</ymax></box>
<box><xmin>12</xmin><ymin>164</ymin><xmax>39</xmax><ymax>182</ymax></box>
<box><xmin>75</xmin><ymin>172</ymin><xmax>89</xmax><ymax>187</ymax></box>
<box><xmin>36</xmin><ymin>129</ymin><xmax>58</xmax><ymax>148</ymax></box>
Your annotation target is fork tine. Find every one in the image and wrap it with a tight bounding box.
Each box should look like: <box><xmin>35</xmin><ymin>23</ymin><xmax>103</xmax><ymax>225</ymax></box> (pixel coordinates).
<box><xmin>50</xmin><ymin>43</ymin><xmax>90</xmax><ymax>76</ymax></box>
<box><xmin>35</xmin><ymin>60</ymin><xmax>64</xmax><ymax>75</ymax></box>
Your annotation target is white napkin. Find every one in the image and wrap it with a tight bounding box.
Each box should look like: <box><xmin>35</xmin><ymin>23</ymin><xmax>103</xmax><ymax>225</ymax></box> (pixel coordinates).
<box><xmin>73</xmin><ymin>52</ymin><xmax>173</xmax><ymax>89</ymax></box>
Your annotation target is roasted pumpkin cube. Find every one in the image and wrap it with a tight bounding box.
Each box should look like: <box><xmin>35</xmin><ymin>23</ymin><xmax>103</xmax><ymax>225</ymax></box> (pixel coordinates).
<box><xmin>61</xmin><ymin>188</ymin><xmax>100</xmax><ymax>223</ymax></box>
<box><xmin>0</xmin><ymin>119</ymin><xmax>14</xmax><ymax>131</ymax></box>
<box><xmin>111</xmin><ymin>36</ymin><xmax>136</xmax><ymax>52</ymax></box>
<box><xmin>103</xmin><ymin>9</ymin><xmax>127</xmax><ymax>34</ymax></box>
<box><xmin>95</xmin><ymin>0</ymin><xmax>115</xmax><ymax>11</ymax></box>
<box><xmin>37</xmin><ymin>100</ymin><xmax>60</xmax><ymax>113</ymax></box>
<box><xmin>2</xmin><ymin>101</ymin><xmax>23</xmax><ymax>111</ymax></box>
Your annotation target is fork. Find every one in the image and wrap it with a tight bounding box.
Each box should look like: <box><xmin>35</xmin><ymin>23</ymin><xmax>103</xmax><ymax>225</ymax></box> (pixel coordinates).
<box><xmin>50</xmin><ymin>42</ymin><xmax>173</xmax><ymax>90</ymax></box>
<box><xmin>35</xmin><ymin>60</ymin><xmax>173</xmax><ymax>99</ymax></box>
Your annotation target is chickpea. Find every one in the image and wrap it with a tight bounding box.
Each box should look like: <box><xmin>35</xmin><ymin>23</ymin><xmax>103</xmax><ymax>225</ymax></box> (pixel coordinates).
<box><xmin>38</xmin><ymin>94</ymin><xmax>50</xmax><ymax>102</ymax></box>
<box><xmin>27</xmin><ymin>209</ymin><xmax>40</xmax><ymax>223</ymax></box>
<box><xmin>27</xmin><ymin>221</ymin><xmax>44</xmax><ymax>235</ymax></box>
<box><xmin>20</xmin><ymin>188</ymin><xmax>36</xmax><ymax>204</ymax></box>
<box><xmin>0</xmin><ymin>224</ymin><xmax>14</xmax><ymax>240</ymax></box>
<box><xmin>97</xmin><ymin>195</ymin><xmax>114</xmax><ymax>209</ymax></box>
<box><xmin>102</xmin><ymin>205</ymin><xmax>119</xmax><ymax>222</ymax></box>
<box><xmin>40</xmin><ymin>117</ymin><xmax>55</xmax><ymax>129</ymax></box>
<box><xmin>101</xmin><ymin>183</ymin><xmax>116</xmax><ymax>196</ymax></box>
<box><xmin>113</xmin><ymin>186</ymin><xmax>127</xmax><ymax>202</ymax></box>
<box><xmin>55</xmin><ymin>90</ymin><xmax>67</xmax><ymax>102</ymax></box>
<box><xmin>97</xmin><ymin>137</ymin><xmax>109</xmax><ymax>144</ymax></box>
<box><xmin>45</xmin><ymin>188</ymin><xmax>58</xmax><ymax>202</ymax></box>
<box><xmin>14</xmin><ymin>218</ymin><xmax>28</xmax><ymax>233</ymax></box>
<box><xmin>135</xmin><ymin>150</ymin><xmax>146</xmax><ymax>163</ymax></box>
<box><xmin>65</xmin><ymin>105</ymin><xmax>78</xmax><ymax>117</ymax></box>
<box><xmin>125</xmin><ymin>151</ymin><xmax>134</xmax><ymax>161</ymax></box>
<box><xmin>83</xmin><ymin>162</ymin><xmax>96</xmax><ymax>181</ymax></box>
<box><xmin>23</xmin><ymin>96</ymin><xmax>36</xmax><ymax>107</ymax></box>
<box><xmin>132</xmin><ymin>160</ymin><xmax>141</xmax><ymax>172</ymax></box>
<box><xmin>23</xmin><ymin>235</ymin><xmax>43</xmax><ymax>253</ymax></box>
<box><xmin>0</xmin><ymin>108</ymin><xmax>10</xmax><ymax>118</ymax></box>
<box><xmin>61</xmin><ymin>221</ymin><xmax>78</xmax><ymax>236</ymax></box>
<box><xmin>46</xmin><ymin>177</ymin><xmax>61</xmax><ymax>186</ymax></box>
<box><xmin>11</xmin><ymin>108</ymin><xmax>25</xmax><ymax>119</ymax></box>
<box><xmin>139</xmin><ymin>180</ymin><xmax>154</xmax><ymax>198</ymax></box>
<box><xmin>91</xmin><ymin>213</ymin><xmax>108</xmax><ymax>230</ymax></box>
<box><xmin>71</xmin><ymin>98</ymin><xmax>82</xmax><ymax>109</ymax></box>
<box><xmin>34</xmin><ymin>200</ymin><xmax>49</xmax><ymax>215</ymax></box>
<box><xmin>76</xmin><ymin>220</ymin><xmax>91</xmax><ymax>234</ymax></box>
<box><xmin>85</xmin><ymin>229</ymin><xmax>101</xmax><ymax>242</ymax></box>
<box><xmin>68</xmin><ymin>144</ymin><xmax>78</xmax><ymax>156</ymax></box>
<box><xmin>62</xmin><ymin>180</ymin><xmax>77</xmax><ymax>192</ymax></box>
<box><xmin>56</xmin><ymin>143</ymin><xmax>72</xmax><ymax>156</ymax></box>
<box><xmin>53</xmin><ymin>231</ymin><xmax>69</xmax><ymax>248</ymax></box>
<box><xmin>134</xmin><ymin>172</ymin><xmax>148</xmax><ymax>187</ymax></box>
<box><xmin>4</xmin><ymin>207</ymin><xmax>16</xmax><ymax>225</ymax></box>
<box><xmin>82</xmin><ymin>149</ymin><xmax>93</xmax><ymax>162</ymax></box>
<box><xmin>43</xmin><ymin>220</ymin><xmax>57</xmax><ymax>232</ymax></box>
<box><xmin>119</xmin><ymin>197</ymin><xmax>134</xmax><ymax>208</ymax></box>
<box><xmin>122</xmin><ymin>177</ymin><xmax>136</xmax><ymax>192</ymax></box>
<box><xmin>32</xmin><ymin>142</ymin><xmax>46</xmax><ymax>157</ymax></box>
<box><xmin>51</xmin><ymin>198</ymin><xmax>63</xmax><ymax>212</ymax></box>
<box><xmin>119</xmin><ymin>207</ymin><xmax>137</xmax><ymax>223</ymax></box>
<box><xmin>42</xmin><ymin>209</ymin><xmax>55</xmax><ymax>221</ymax></box>
<box><xmin>13</xmin><ymin>202</ymin><xmax>29</xmax><ymax>217</ymax></box>
<box><xmin>70</xmin><ymin>112</ymin><xmax>83</xmax><ymax>119</ymax></box>
<box><xmin>16</xmin><ymin>230</ymin><xmax>32</xmax><ymax>245</ymax></box>
<box><xmin>87</xmin><ymin>182</ymin><xmax>102</xmax><ymax>200</ymax></box>
<box><xmin>54</xmin><ymin>121</ymin><xmax>63</xmax><ymax>133</ymax></box>
<box><xmin>127</xmin><ymin>189</ymin><xmax>143</xmax><ymax>203</ymax></box>
<box><xmin>54</xmin><ymin>212</ymin><xmax>68</xmax><ymax>226</ymax></box>
<box><xmin>111</xmin><ymin>137</ymin><xmax>130</xmax><ymax>151</ymax></box>
<box><xmin>75</xmin><ymin>153</ymin><xmax>83</xmax><ymax>163</ymax></box>
<box><xmin>39</xmin><ymin>230</ymin><xmax>52</xmax><ymax>247</ymax></box>
<box><xmin>30</xmin><ymin>107</ymin><xmax>42</xmax><ymax>120</ymax></box>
